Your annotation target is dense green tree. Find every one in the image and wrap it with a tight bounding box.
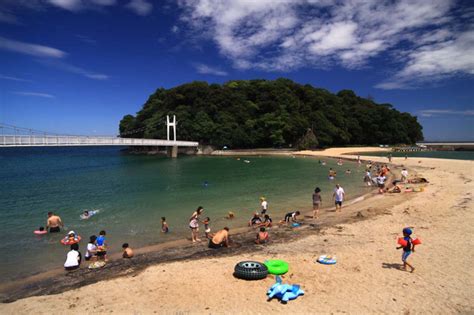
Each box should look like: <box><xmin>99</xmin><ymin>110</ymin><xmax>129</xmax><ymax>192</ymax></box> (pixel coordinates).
<box><xmin>119</xmin><ymin>79</ymin><xmax>423</xmax><ymax>148</ymax></box>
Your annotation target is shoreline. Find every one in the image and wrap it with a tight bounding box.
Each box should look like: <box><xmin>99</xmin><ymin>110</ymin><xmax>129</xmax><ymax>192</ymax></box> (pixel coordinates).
<box><xmin>2</xmin><ymin>147</ymin><xmax>472</xmax><ymax>314</ymax></box>
<box><xmin>0</xmin><ymin>150</ymin><xmax>390</xmax><ymax>302</ymax></box>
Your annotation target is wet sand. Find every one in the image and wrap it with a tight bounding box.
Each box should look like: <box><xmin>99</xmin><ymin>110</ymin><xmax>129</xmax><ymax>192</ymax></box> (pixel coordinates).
<box><xmin>1</xmin><ymin>147</ymin><xmax>472</xmax><ymax>314</ymax></box>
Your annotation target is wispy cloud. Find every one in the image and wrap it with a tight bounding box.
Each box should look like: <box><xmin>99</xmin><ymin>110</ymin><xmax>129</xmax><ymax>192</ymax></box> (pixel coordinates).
<box><xmin>0</xmin><ymin>36</ymin><xmax>66</xmax><ymax>58</ymax></box>
<box><xmin>419</xmin><ymin>109</ymin><xmax>474</xmax><ymax>117</ymax></box>
<box><xmin>125</xmin><ymin>0</ymin><xmax>152</xmax><ymax>16</ymax></box>
<box><xmin>178</xmin><ymin>0</ymin><xmax>472</xmax><ymax>88</ymax></box>
<box><xmin>46</xmin><ymin>0</ymin><xmax>117</xmax><ymax>11</ymax></box>
<box><xmin>75</xmin><ymin>34</ymin><xmax>97</xmax><ymax>44</ymax></box>
<box><xmin>12</xmin><ymin>91</ymin><xmax>55</xmax><ymax>98</ymax></box>
<box><xmin>194</xmin><ymin>63</ymin><xmax>228</xmax><ymax>76</ymax></box>
<box><xmin>0</xmin><ymin>74</ymin><xmax>31</xmax><ymax>82</ymax></box>
<box><xmin>38</xmin><ymin>60</ymin><xmax>109</xmax><ymax>80</ymax></box>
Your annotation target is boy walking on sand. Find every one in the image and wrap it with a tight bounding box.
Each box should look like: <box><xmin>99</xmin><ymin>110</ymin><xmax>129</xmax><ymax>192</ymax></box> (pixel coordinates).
<box><xmin>397</xmin><ymin>227</ymin><xmax>416</xmax><ymax>272</ymax></box>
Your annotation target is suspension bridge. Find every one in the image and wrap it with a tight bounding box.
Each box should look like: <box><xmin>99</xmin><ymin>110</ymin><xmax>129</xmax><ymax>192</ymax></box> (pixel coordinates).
<box><xmin>0</xmin><ymin>116</ymin><xmax>198</xmax><ymax>157</ymax></box>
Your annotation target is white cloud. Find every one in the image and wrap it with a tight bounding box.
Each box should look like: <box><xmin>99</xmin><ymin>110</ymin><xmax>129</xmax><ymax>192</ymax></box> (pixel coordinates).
<box><xmin>46</xmin><ymin>0</ymin><xmax>116</xmax><ymax>11</ymax></box>
<box><xmin>419</xmin><ymin>109</ymin><xmax>474</xmax><ymax>117</ymax></box>
<box><xmin>47</xmin><ymin>0</ymin><xmax>82</xmax><ymax>11</ymax></box>
<box><xmin>0</xmin><ymin>36</ymin><xmax>66</xmax><ymax>58</ymax></box>
<box><xmin>194</xmin><ymin>63</ymin><xmax>228</xmax><ymax>76</ymax></box>
<box><xmin>39</xmin><ymin>60</ymin><xmax>109</xmax><ymax>80</ymax></box>
<box><xmin>377</xmin><ymin>31</ymin><xmax>474</xmax><ymax>89</ymax></box>
<box><xmin>0</xmin><ymin>74</ymin><xmax>31</xmax><ymax>82</ymax></box>
<box><xmin>12</xmin><ymin>91</ymin><xmax>55</xmax><ymax>98</ymax></box>
<box><xmin>178</xmin><ymin>0</ymin><xmax>472</xmax><ymax>87</ymax></box>
<box><xmin>171</xmin><ymin>25</ymin><xmax>179</xmax><ymax>33</ymax></box>
<box><xmin>125</xmin><ymin>0</ymin><xmax>152</xmax><ymax>16</ymax></box>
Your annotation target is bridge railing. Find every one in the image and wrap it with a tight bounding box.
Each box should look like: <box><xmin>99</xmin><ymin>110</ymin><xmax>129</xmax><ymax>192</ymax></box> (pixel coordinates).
<box><xmin>0</xmin><ymin>135</ymin><xmax>198</xmax><ymax>147</ymax></box>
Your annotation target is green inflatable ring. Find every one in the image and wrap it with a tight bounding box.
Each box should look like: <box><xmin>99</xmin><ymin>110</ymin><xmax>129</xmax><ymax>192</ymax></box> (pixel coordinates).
<box><xmin>264</xmin><ymin>259</ymin><xmax>289</xmax><ymax>275</ymax></box>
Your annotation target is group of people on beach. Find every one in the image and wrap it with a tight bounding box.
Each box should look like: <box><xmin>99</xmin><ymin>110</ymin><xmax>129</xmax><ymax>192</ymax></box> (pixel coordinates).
<box><xmin>40</xmin><ymin>211</ymin><xmax>134</xmax><ymax>272</ymax></box>
<box><xmin>42</xmin><ymin>155</ymin><xmax>422</xmax><ymax>275</ymax></box>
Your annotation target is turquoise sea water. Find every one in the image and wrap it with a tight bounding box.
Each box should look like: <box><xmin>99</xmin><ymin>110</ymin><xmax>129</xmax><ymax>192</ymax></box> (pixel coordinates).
<box><xmin>357</xmin><ymin>150</ymin><xmax>474</xmax><ymax>160</ymax></box>
<box><xmin>0</xmin><ymin>147</ymin><xmax>368</xmax><ymax>281</ymax></box>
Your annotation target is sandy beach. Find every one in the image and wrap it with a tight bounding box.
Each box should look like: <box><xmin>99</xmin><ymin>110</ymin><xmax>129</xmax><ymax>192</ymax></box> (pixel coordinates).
<box><xmin>1</xmin><ymin>147</ymin><xmax>473</xmax><ymax>314</ymax></box>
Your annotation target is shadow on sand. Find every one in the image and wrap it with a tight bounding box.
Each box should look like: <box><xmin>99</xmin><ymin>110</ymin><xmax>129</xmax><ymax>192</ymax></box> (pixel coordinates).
<box><xmin>381</xmin><ymin>262</ymin><xmax>404</xmax><ymax>270</ymax></box>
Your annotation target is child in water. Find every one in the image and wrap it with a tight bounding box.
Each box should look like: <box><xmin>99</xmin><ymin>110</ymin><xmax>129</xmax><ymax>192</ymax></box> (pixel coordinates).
<box><xmin>255</xmin><ymin>227</ymin><xmax>269</xmax><ymax>244</ymax></box>
<box><xmin>161</xmin><ymin>217</ymin><xmax>169</xmax><ymax>233</ymax></box>
<box><xmin>122</xmin><ymin>243</ymin><xmax>134</xmax><ymax>258</ymax></box>
<box><xmin>396</xmin><ymin>227</ymin><xmax>416</xmax><ymax>273</ymax></box>
<box><xmin>203</xmin><ymin>217</ymin><xmax>212</xmax><ymax>238</ymax></box>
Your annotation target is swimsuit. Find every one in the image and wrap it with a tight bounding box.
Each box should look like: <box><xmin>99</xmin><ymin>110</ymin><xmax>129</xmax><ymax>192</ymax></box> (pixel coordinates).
<box><xmin>49</xmin><ymin>226</ymin><xmax>60</xmax><ymax>233</ymax></box>
<box><xmin>208</xmin><ymin>239</ymin><xmax>223</xmax><ymax>249</ymax></box>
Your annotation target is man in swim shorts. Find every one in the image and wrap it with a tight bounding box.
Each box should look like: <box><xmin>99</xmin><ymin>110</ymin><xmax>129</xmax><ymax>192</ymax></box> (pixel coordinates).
<box><xmin>46</xmin><ymin>211</ymin><xmax>64</xmax><ymax>233</ymax></box>
<box><xmin>333</xmin><ymin>184</ymin><xmax>345</xmax><ymax>211</ymax></box>
<box><xmin>208</xmin><ymin>227</ymin><xmax>229</xmax><ymax>249</ymax></box>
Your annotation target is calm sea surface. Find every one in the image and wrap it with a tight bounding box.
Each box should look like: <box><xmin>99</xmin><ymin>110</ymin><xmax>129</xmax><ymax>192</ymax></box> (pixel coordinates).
<box><xmin>357</xmin><ymin>150</ymin><xmax>474</xmax><ymax>160</ymax></box>
<box><xmin>0</xmin><ymin>147</ymin><xmax>368</xmax><ymax>281</ymax></box>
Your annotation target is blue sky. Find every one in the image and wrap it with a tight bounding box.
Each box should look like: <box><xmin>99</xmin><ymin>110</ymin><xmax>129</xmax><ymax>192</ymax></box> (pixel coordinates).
<box><xmin>0</xmin><ymin>0</ymin><xmax>473</xmax><ymax>141</ymax></box>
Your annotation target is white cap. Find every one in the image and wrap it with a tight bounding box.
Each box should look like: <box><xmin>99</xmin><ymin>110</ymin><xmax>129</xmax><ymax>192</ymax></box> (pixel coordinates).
<box><xmin>68</xmin><ymin>230</ymin><xmax>75</xmax><ymax>235</ymax></box>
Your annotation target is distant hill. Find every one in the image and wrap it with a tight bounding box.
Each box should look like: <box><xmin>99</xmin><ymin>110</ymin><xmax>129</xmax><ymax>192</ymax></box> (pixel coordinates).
<box><xmin>119</xmin><ymin>78</ymin><xmax>423</xmax><ymax>149</ymax></box>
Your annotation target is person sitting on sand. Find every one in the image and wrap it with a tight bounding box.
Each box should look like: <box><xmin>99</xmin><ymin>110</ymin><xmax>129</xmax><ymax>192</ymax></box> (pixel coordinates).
<box><xmin>396</xmin><ymin>227</ymin><xmax>416</xmax><ymax>272</ymax></box>
<box><xmin>248</xmin><ymin>213</ymin><xmax>262</xmax><ymax>227</ymax></box>
<box><xmin>259</xmin><ymin>214</ymin><xmax>273</xmax><ymax>228</ymax></box>
<box><xmin>85</xmin><ymin>235</ymin><xmax>97</xmax><ymax>262</ymax></box>
<box><xmin>64</xmin><ymin>243</ymin><xmax>81</xmax><ymax>271</ymax></box>
<box><xmin>161</xmin><ymin>217</ymin><xmax>169</xmax><ymax>233</ymax></box>
<box><xmin>255</xmin><ymin>227</ymin><xmax>269</xmax><ymax>244</ymax></box>
<box><xmin>122</xmin><ymin>243</ymin><xmax>134</xmax><ymax>258</ymax></box>
<box><xmin>283</xmin><ymin>211</ymin><xmax>300</xmax><ymax>223</ymax></box>
<box><xmin>388</xmin><ymin>185</ymin><xmax>402</xmax><ymax>193</ymax></box>
<box><xmin>401</xmin><ymin>168</ymin><xmax>409</xmax><ymax>183</ymax></box>
<box><xmin>46</xmin><ymin>211</ymin><xmax>64</xmax><ymax>233</ymax></box>
<box><xmin>408</xmin><ymin>177</ymin><xmax>429</xmax><ymax>184</ymax></box>
<box><xmin>208</xmin><ymin>227</ymin><xmax>230</xmax><ymax>249</ymax></box>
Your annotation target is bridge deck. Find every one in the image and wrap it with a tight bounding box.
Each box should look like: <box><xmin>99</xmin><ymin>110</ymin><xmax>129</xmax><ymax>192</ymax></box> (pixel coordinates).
<box><xmin>0</xmin><ymin>135</ymin><xmax>198</xmax><ymax>147</ymax></box>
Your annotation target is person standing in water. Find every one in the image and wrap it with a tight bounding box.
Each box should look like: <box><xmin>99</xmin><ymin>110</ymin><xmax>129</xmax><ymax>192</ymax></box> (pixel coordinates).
<box><xmin>260</xmin><ymin>197</ymin><xmax>268</xmax><ymax>215</ymax></box>
<box><xmin>46</xmin><ymin>211</ymin><xmax>64</xmax><ymax>233</ymax></box>
<box><xmin>189</xmin><ymin>206</ymin><xmax>204</xmax><ymax>243</ymax></box>
<box><xmin>312</xmin><ymin>187</ymin><xmax>322</xmax><ymax>219</ymax></box>
<box><xmin>333</xmin><ymin>184</ymin><xmax>345</xmax><ymax>212</ymax></box>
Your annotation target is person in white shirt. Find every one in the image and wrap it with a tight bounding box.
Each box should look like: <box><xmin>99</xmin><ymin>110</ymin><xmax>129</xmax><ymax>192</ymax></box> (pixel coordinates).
<box><xmin>376</xmin><ymin>175</ymin><xmax>386</xmax><ymax>194</ymax></box>
<box><xmin>260</xmin><ymin>197</ymin><xmax>268</xmax><ymax>215</ymax></box>
<box><xmin>85</xmin><ymin>235</ymin><xmax>97</xmax><ymax>262</ymax></box>
<box><xmin>401</xmin><ymin>168</ymin><xmax>409</xmax><ymax>183</ymax></box>
<box><xmin>333</xmin><ymin>184</ymin><xmax>345</xmax><ymax>211</ymax></box>
<box><xmin>64</xmin><ymin>243</ymin><xmax>82</xmax><ymax>271</ymax></box>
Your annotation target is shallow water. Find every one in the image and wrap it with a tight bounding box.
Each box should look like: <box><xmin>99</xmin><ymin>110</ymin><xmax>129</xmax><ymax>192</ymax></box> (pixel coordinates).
<box><xmin>0</xmin><ymin>147</ymin><xmax>368</xmax><ymax>281</ymax></box>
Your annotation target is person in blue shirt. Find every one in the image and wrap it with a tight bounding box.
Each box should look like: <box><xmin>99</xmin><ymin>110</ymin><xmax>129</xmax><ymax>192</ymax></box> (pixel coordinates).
<box><xmin>397</xmin><ymin>227</ymin><xmax>416</xmax><ymax>272</ymax></box>
<box><xmin>96</xmin><ymin>230</ymin><xmax>107</xmax><ymax>261</ymax></box>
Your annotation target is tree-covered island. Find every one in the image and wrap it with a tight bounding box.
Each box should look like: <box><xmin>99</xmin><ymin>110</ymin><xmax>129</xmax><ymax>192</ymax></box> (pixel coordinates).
<box><xmin>119</xmin><ymin>79</ymin><xmax>423</xmax><ymax>149</ymax></box>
